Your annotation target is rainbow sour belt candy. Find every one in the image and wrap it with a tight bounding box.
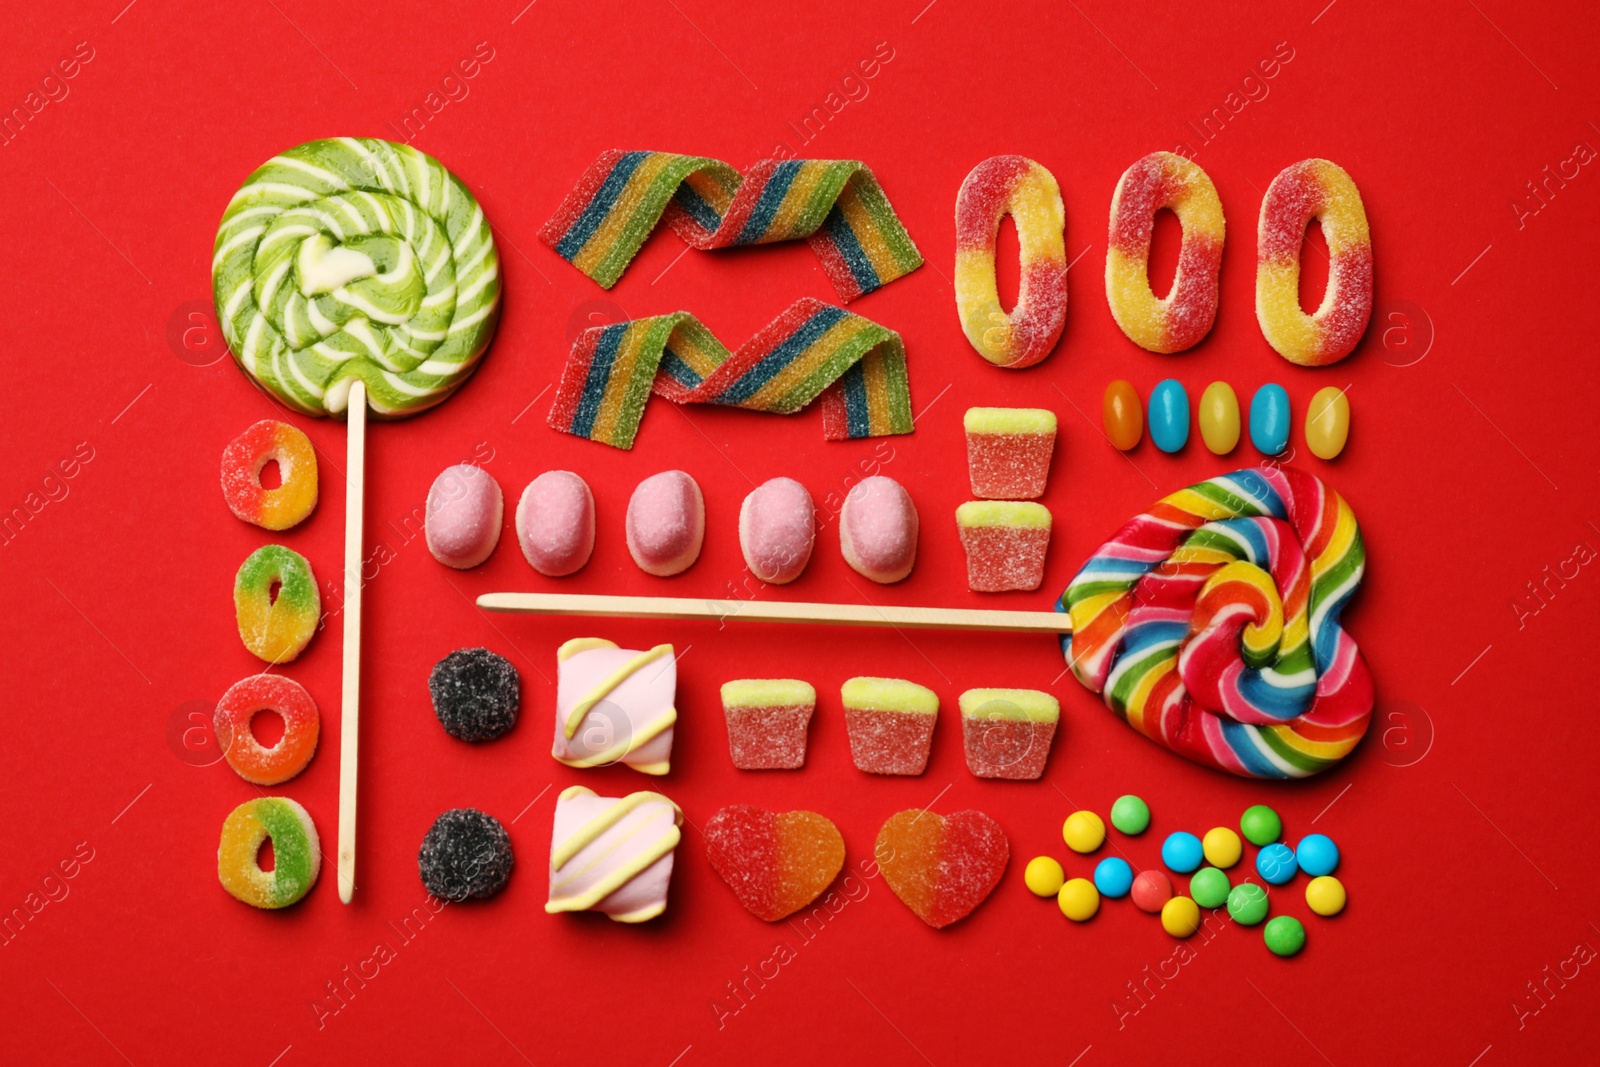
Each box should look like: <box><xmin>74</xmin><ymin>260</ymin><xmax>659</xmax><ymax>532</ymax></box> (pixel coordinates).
<box><xmin>1058</xmin><ymin>467</ymin><xmax>1373</xmax><ymax>779</ymax></box>
<box><xmin>212</xmin><ymin>138</ymin><xmax>501</xmax><ymax>417</ymax></box>
<box><xmin>547</xmin><ymin>298</ymin><xmax>912</xmax><ymax>449</ymax></box>
<box><xmin>955</xmin><ymin>155</ymin><xmax>1067</xmax><ymax>369</ymax></box>
<box><xmin>1106</xmin><ymin>151</ymin><xmax>1225</xmax><ymax>354</ymax></box>
<box><xmin>540</xmin><ymin>151</ymin><xmax>922</xmax><ymax>301</ymax></box>
<box><xmin>1256</xmin><ymin>159</ymin><xmax>1373</xmax><ymax>366</ymax></box>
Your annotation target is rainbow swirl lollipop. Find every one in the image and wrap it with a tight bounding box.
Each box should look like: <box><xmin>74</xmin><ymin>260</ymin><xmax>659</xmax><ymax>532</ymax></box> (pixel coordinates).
<box><xmin>1058</xmin><ymin>466</ymin><xmax>1372</xmax><ymax>778</ymax></box>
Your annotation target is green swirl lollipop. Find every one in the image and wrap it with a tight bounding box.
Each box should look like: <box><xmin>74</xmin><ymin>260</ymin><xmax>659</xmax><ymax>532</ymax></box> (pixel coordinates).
<box><xmin>213</xmin><ymin>138</ymin><xmax>502</xmax><ymax>903</ymax></box>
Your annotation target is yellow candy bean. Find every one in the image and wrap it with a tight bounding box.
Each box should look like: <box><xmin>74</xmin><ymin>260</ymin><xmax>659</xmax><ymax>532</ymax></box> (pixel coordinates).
<box><xmin>1198</xmin><ymin>381</ymin><xmax>1240</xmax><ymax>454</ymax></box>
<box><xmin>1305</xmin><ymin>386</ymin><xmax>1350</xmax><ymax>460</ymax></box>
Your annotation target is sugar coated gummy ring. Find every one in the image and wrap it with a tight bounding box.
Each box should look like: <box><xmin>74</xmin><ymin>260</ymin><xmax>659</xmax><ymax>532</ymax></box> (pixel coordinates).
<box><xmin>1059</xmin><ymin>466</ymin><xmax>1374</xmax><ymax>778</ymax></box>
<box><xmin>1256</xmin><ymin>159</ymin><xmax>1373</xmax><ymax>366</ymax></box>
<box><xmin>954</xmin><ymin>155</ymin><xmax>1067</xmax><ymax>369</ymax></box>
<box><xmin>234</xmin><ymin>545</ymin><xmax>321</xmax><ymax>664</ymax></box>
<box><xmin>212</xmin><ymin>138</ymin><xmax>501</xmax><ymax>418</ymax></box>
<box><xmin>1106</xmin><ymin>151</ymin><xmax>1225</xmax><ymax>354</ymax></box>
<box><xmin>220</xmin><ymin>420</ymin><xmax>318</xmax><ymax>530</ymax></box>
<box><xmin>217</xmin><ymin>797</ymin><xmax>321</xmax><ymax>908</ymax></box>
<box><xmin>214</xmin><ymin>674</ymin><xmax>320</xmax><ymax>785</ymax></box>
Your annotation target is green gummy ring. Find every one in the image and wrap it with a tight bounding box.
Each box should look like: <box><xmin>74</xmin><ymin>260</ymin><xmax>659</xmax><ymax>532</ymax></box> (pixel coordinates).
<box><xmin>235</xmin><ymin>544</ymin><xmax>319</xmax><ymax>611</ymax></box>
<box><xmin>212</xmin><ymin>138</ymin><xmax>502</xmax><ymax>419</ymax></box>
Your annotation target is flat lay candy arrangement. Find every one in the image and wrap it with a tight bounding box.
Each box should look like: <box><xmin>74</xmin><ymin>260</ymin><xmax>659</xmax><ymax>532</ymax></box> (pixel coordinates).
<box><xmin>19</xmin><ymin>8</ymin><xmax>1600</xmax><ymax>1063</ymax></box>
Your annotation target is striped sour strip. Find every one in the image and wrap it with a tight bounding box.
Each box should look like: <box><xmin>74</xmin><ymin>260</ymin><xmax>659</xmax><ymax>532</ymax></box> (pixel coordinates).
<box><xmin>1058</xmin><ymin>466</ymin><xmax>1372</xmax><ymax>779</ymax></box>
<box><xmin>539</xmin><ymin>150</ymin><xmax>922</xmax><ymax>301</ymax></box>
<box><xmin>212</xmin><ymin>138</ymin><xmax>501</xmax><ymax>418</ymax></box>
<box><xmin>547</xmin><ymin>298</ymin><xmax>913</xmax><ymax>449</ymax></box>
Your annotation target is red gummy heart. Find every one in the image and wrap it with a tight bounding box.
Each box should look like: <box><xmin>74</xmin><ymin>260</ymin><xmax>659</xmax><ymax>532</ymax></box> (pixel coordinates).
<box><xmin>875</xmin><ymin>809</ymin><xmax>1009</xmax><ymax>928</ymax></box>
<box><xmin>704</xmin><ymin>806</ymin><xmax>845</xmax><ymax>922</ymax></box>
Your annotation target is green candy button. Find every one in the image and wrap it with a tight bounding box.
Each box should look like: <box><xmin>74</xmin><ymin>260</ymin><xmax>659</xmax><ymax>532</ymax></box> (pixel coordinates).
<box><xmin>1110</xmin><ymin>795</ymin><xmax>1150</xmax><ymax>835</ymax></box>
<box><xmin>1264</xmin><ymin>915</ymin><xmax>1306</xmax><ymax>957</ymax></box>
<box><xmin>1190</xmin><ymin>867</ymin><xmax>1231</xmax><ymax>909</ymax></box>
<box><xmin>1227</xmin><ymin>882</ymin><xmax>1270</xmax><ymax>925</ymax></box>
<box><xmin>1240</xmin><ymin>804</ymin><xmax>1282</xmax><ymax>846</ymax></box>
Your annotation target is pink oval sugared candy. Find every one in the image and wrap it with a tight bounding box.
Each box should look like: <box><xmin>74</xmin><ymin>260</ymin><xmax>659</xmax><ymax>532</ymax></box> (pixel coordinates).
<box><xmin>626</xmin><ymin>470</ymin><xmax>705</xmax><ymax>577</ymax></box>
<box><xmin>840</xmin><ymin>475</ymin><xmax>917</xmax><ymax>584</ymax></box>
<box><xmin>516</xmin><ymin>471</ymin><xmax>595</xmax><ymax>577</ymax></box>
<box><xmin>425</xmin><ymin>464</ymin><xmax>503</xmax><ymax>569</ymax></box>
<box><xmin>739</xmin><ymin>477</ymin><xmax>815</xmax><ymax>585</ymax></box>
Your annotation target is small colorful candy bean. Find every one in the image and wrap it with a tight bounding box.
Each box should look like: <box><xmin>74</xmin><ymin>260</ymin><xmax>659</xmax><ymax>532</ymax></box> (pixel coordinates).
<box><xmin>1263</xmin><ymin>915</ymin><xmax>1307</xmax><ymax>956</ymax></box>
<box><xmin>1058</xmin><ymin>877</ymin><xmax>1100</xmax><ymax>921</ymax></box>
<box><xmin>1161</xmin><ymin>831</ymin><xmax>1204</xmax><ymax>873</ymax></box>
<box><xmin>1227</xmin><ymin>882</ymin><xmax>1270</xmax><ymax>925</ymax></box>
<box><xmin>1148</xmin><ymin>379</ymin><xmax>1189</xmax><ymax>453</ymax></box>
<box><xmin>1197</xmin><ymin>381</ymin><xmax>1240</xmax><ymax>454</ymax></box>
<box><xmin>1306</xmin><ymin>875</ymin><xmax>1346</xmax><ymax>916</ymax></box>
<box><xmin>1189</xmin><ymin>867</ymin><xmax>1231</xmax><ymax>909</ymax></box>
<box><xmin>1305</xmin><ymin>386</ymin><xmax>1350</xmax><ymax>459</ymax></box>
<box><xmin>1295</xmin><ymin>833</ymin><xmax>1340</xmax><ymax>876</ymax></box>
<box><xmin>1240</xmin><ymin>804</ymin><xmax>1282</xmax><ymax>846</ymax></box>
<box><xmin>1202</xmin><ymin>826</ymin><xmax>1242</xmax><ymax>869</ymax></box>
<box><xmin>1024</xmin><ymin>856</ymin><xmax>1066</xmax><ymax>897</ymax></box>
<box><xmin>1102</xmin><ymin>380</ymin><xmax>1144</xmax><ymax>450</ymax></box>
<box><xmin>1249</xmin><ymin>383</ymin><xmax>1290</xmax><ymax>455</ymax></box>
<box><xmin>1131</xmin><ymin>869</ymin><xmax>1173</xmax><ymax>913</ymax></box>
<box><xmin>1161</xmin><ymin>895</ymin><xmax>1201</xmax><ymax>937</ymax></box>
<box><xmin>1094</xmin><ymin>857</ymin><xmax>1134</xmax><ymax>898</ymax></box>
<box><xmin>1110</xmin><ymin>794</ymin><xmax>1150</xmax><ymax>835</ymax></box>
<box><xmin>1256</xmin><ymin>842</ymin><xmax>1299</xmax><ymax>885</ymax></box>
<box><xmin>1063</xmin><ymin>811</ymin><xmax>1107</xmax><ymax>854</ymax></box>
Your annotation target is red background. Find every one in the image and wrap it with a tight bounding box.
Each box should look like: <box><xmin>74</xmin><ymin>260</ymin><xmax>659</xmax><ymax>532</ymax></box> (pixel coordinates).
<box><xmin>3</xmin><ymin>0</ymin><xmax>1598</xmax><ymax>1063</ymax></box>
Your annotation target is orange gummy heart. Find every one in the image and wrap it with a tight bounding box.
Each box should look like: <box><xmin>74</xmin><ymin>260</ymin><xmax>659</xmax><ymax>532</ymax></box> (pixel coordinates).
<box><xmin>875</xmin><ymin>809</ymin><xmax>1009</xmax><ymax>928</ymax></box>
<box><xmin>704</xmin><ymin>806</ymin><xmax>845</xmax><ymax>922</ymax></box>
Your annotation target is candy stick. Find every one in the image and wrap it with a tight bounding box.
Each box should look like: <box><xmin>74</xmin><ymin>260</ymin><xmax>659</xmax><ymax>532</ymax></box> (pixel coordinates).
<box><xmin>336</xmin><ymin>380</ymin><xmax>365</xmax><ymax>905</ymax></box>
<box><xmin>475</xmin><ymin>592</ymin><xmax>1069</xmax><ymax>634</ymax></box>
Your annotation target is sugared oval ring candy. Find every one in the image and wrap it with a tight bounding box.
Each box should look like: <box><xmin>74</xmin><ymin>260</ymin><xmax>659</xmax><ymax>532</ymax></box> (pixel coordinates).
<box><xmin>220</xmin><ymin>420</ymin><xmax>318</xmax><ymax>531</ymax></box>
<box><xmin>217</xmin><ymin>797</ymin><xmax>321</xmax><ymax>908</ymax></box>
<box><xmin>1059</xmin><ymin>466</ymin><xmax>1374</xmax><ymax>778</ymax></box>
<box><xmin>214</xmin><ymin>674</ymin><xmax>320</xmax><ymax>785</ymax></box>
<box><xmin>234</xmin><ymin>545</ymin><xmax>321</xmax><ymax>664</ymax></box>
<box><xmin>954</xmin><ymin>155</ymin><xmax>1067</xmax><ymax>369</ymax></box>
<box><xmin>1106</xmin><ymin>152</ymin><xmax>1225</xmax><ymax>354</ymax></box>
<box><xmin>1256</xmin><ymin>159</ymin><xmax>1373</xmax><ymax>366</ymax></box>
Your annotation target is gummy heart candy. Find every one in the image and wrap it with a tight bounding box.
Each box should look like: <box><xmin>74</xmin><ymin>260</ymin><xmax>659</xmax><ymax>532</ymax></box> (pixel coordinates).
<box><xmin>704</xmin><ymin>806</ymin><xmax>845</xmax><ymax>922</ymax></box>
<box><xmin>874</xmin><ymin>809</ymin><xmax>1008</xmax><ymax>928</ymax></box>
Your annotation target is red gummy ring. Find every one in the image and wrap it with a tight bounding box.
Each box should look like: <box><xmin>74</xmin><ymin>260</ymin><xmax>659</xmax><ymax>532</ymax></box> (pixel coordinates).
<box><xmin>213</xmin><ymin>674</ymin><xmax>320</xmax><ymax>785</ymax></box>
<box><xmin>220</xmin><ymin>420</ymin><xmax>318</xmax><ymax>531</ymax></box>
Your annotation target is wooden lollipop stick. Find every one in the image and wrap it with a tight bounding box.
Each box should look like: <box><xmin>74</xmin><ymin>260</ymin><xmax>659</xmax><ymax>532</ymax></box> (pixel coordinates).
<box><xmin>337</xmin><ymin>379</ymin><xmax>367</xmax><ymax>905</ymax></box>
<box><xmin>476</xmin><ymin>592</ymin><xmax>1071</xmax><ymax>634</ymax></box>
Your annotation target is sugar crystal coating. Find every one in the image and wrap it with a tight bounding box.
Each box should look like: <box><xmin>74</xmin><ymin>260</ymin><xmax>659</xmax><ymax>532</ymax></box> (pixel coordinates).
<box><xmin>418</xmin><ymin>808</ymin><xmax>514</xmax><ymax>901</ymax></box>
<box><xmin>214</xmin><ymin>674</ymin><xmax>320</xmax><ymax>785</ymax></box>
<box><xmin>958</xmin><ymin>688</ymin><xmax>1060</xmax><ymax>780</ymax></box>
<box><xmin>840</xmin><ymin>475</ymin><xmax>918</xmax><ymax>584</ymax></box>
<box><xmin>1105</xmin><ymin>152</ymin><xmax>1225</xmax><ymax>354</ymax></box>
<box><xmin>704</xmin><ymin>805</ymin><xmax>845</xmax><ymax>921</ymax></box>
<box><xmin>955</xmin><ymin>155</ymin><xmax>1067</xmax><ymax>368</ymax></box>
<box><xmin>964</xmin><ymin>408</ymin><xmax>1057</xmax><ymax>500</ymax></box>
<box><xmin>1256</xmin><ymin>159</ymin><xmax>1372</xmax><ymax>367</ymax></box>
<box><xmin>956</xmin><ymin>501</ymin><xmax>1052</xmax><ymax>592</ymax></box>
<box><xmin>516</xmin><ymin>471</ymin><xmax>594</xmax><ymax>576</ymax></box>
<box><xmin>626</xmin><ymin>470</ymin><xmax>704</xmax><ymax>576</ymax></box>
<box><xmin>220</xmin><ymin>420</ymin><xmax>318</xmax><ymax>531</ymax></box>
<box><xmin>739</xmin><ymin>477</ymin><xmax>815</xmax><ymax>585</ymax></box>
<box><xmin>428</xmin><ymin>647</ymin><xmax>520</xmax><ymax>742</ymax></box>
<box><xmin>842</xmin><ymin>677</ymin><xmax>938</xmax><ymax>775</ymax></box>
<box><xmin>426</xmin><ymin>464</ymin><xmax>503</xmax><ymax>569</ymax></box>
<box><xmin>721</xmin><ymin>679</ymin><xmax>815</xmax><ymax>770</ymax></box>
<box><xmin>875</xmin><ymin>809</ymin><xmax>1009</xmax><ymax>928</ymax></box>
<box><xmin>234</xmin><ymin>545</ymin><xmax>320</xmax><ymax>664</ymax></box>
<box><xmin>218</xmin><ymin>797</ymin><xmax>321</xmax><ymax>909</ymax></box>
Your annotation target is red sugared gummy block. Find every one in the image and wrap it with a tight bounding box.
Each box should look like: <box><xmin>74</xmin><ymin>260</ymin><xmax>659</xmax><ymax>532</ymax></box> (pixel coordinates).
<box><xmin>704</xmin><ymin>805</ymin><xmax>845</xmax><ymax>921</ymax></box>
<box><xmin>841</xmin><ymin>677</ymin><xmax>938</xmax><ymax>776</ymax></box>
<box><xmin>958</xmin><ymin>688</ymin><xmax>1060</xmax><ymax>780</ymax></box>
<box><xmin>956</xmin><ymin>501</ymin><xmax>1052</xmax><ymax>592</ymax></box>
<box><xmin>721</xmin><ymin>680</ymin><xmax>815</xmax><ymax>770</ymax></box>
<box><xmin>875</xmin><ymin>809</ymin><xmax>1009</xmax><ymax>928</ymax></box>
<box><xmin>963</xmin><ymin>408</ymin><xmax>1057</xmax><ymax>500</ymax></box>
